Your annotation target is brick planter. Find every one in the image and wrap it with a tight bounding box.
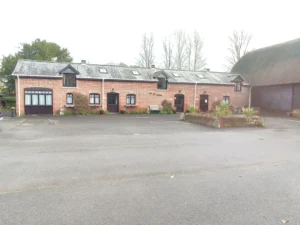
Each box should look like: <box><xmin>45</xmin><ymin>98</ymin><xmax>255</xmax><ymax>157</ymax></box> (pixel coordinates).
<box><xmin>182</xmin><ymin>113</ymin><xmax>264</xmax><ymax>128</ymax></box>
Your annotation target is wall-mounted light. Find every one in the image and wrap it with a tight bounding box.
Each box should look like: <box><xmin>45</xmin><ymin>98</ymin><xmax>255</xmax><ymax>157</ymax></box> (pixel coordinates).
<box><xmin>178</xmin><ymin>90</ymin><xmax>182</xmax><ymax>93</ymax></box>
<box><xmin>203</xmin><ymin>91</ymin><xmax>207</xmax><ymax>94</ymax></box>
<box><xmin>111</xmin><ymin>88</ymin><xmax>114</xmax><ymax>92</ymax></box>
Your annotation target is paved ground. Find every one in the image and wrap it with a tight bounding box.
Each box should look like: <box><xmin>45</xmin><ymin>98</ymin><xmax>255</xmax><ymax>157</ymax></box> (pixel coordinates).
<box><xmin>1</xmin><ymin>115</ymin><xmax>300</xmax><ymax>225</ymax></box>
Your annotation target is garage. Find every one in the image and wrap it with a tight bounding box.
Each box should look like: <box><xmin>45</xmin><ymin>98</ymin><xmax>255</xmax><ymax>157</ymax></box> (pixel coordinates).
<box><xmin>24</xmin><ymin>88</ymin><xmax>53</xmax><ymax>115</ymax></box>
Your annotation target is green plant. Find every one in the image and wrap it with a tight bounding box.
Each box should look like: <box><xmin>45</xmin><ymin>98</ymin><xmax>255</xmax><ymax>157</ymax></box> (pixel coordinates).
<box><xmin>188</xmin><ymin>105</ymin><xmax>197</xmax><ymax>113</ymax></box>
<box><xmin>136</xmin><ymin>109</ymin><xmax>147</xmax><ymax>114</ymax></box>
<box><xmin>64</xmin><ymin>111</ymin><xmax>73</xmax><ymax>116</ymax></box>
<box><xmin>2</xmin><ymin>97</ymin><xmax>16</xmax><ymax>104</ymax></box>
<box><xmin>167</xmin><ymin>109</ymin><xmax>174</xmax><ymax>114</ymax></box>
<box><xmin>100</xmin><ymin>109</ymin><xmax>104</xmax><ymax>115</ymax></box>
<box><xmin>160</xmin><ymin>110</ymin><xmax>168</xmax><ymax>114</ymax></box>
<box><xmin>243</xmin><ymin>107</ymin><xmax>254</xmax><ymax>117</ymax></box>
<box><xmin>79</xmin><ymin>111</ymin><xmax>88</xmax><ymax>115</ymax></box>
<box><xmin>130</xmin><ymin>110</ymin><xmax>137</xmax><ymax>114</ymax></box>
<box><xmin>215</xmin><ymin>102</ymin><xmax>232</xmax><ymax>118</ymax></box>
<box><xmin>104</xmin><ymin>110</ymin><xmax>110</xmax><ymax>115</ymax></box>
<box><xmin>90</xmin><ymin>111</ymin><xmax>98</xmax><ymax>115</ymax></box>
<box><xmin>161</xmin><ymin>100</ymin><xmax>173</xmax><ymax>111</ymax></box>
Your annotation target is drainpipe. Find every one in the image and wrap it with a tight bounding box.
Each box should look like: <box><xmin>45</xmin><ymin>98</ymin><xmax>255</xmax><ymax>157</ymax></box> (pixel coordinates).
<box><xmin>17</xmin><ymin>75</ymin><xmax>21</xmax><ymax>116</ymax></box>
<box><xmin>102</xmin><ymin>78</ymin><xmax>105</xmax><ymax>109</ymax></box>
<box><xmin>194</xmin><ymin>82</ymin><xmax>197</xmax><ymax>109</ymax></box>
<box><xmin>248</xmin><ymin>86</ymin><xmax>252</xmax><ymax>108</ymax></box>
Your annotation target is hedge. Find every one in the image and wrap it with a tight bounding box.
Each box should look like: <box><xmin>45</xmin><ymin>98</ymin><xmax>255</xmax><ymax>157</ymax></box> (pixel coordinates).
<box><xmin>2</xmin><ymin>97</ymin><xmax>16</xmax><ymax>104</ymax></box>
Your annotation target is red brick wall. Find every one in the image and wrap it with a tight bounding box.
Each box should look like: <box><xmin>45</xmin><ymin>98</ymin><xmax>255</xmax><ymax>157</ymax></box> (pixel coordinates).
<box><xmin>15</xmin><ymin>78</ymin><xmax>250</xmax><ymax>115</ymax></box>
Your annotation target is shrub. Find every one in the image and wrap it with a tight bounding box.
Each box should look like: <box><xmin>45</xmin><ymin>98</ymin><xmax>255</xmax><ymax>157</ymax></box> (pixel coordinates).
<box><xmin>167</xmin><ymin>109</ymin><xmax>174</xmax><ymax>114</ymax></box>
<box><xmin>139</xmin><ymin>109</ymin><xmax>148</xmax><ymax>114</ymax></box>
<box><xmin>90</xmin><ymin>111</ymin><xmax>98</xmax><ymax>115</ymax></box>
<box><xmin>2</xmin><ymin>97</ymin><xmax>16</xmax><ymax>104</ymax></box>
<box><xmin>212</xmin><ymin>100</ymin><xmax>221</xmax><ymax>110</ymax></box>
<box><xmin>130</xmin><ymin>110</ymin><xmax>137</xmax><ymax>114</ymax></box>
<box><xmin>120</xmin><ymin>109</ymin><xmax>127</xmax><ymax>114</ymax></box>
<box><xmin>104</xmin><ymin>110</ymin><xmax>110</xmax><ymax>115</ymax></box>
<box><xmin>161</xmin><ymin>100</ymin><xmax>172</xmax><ymax>111</ymax></box>
<box><xmin>73</xmin><ymin>92</ymin><xmax>89</xmax><ymax>115</ymax></box>
<box><xmin>160</xmin><ymin>110</ymin><xmax>168</xmax><ymax>114</ymax></box>
<box><xmin>215</xmin><ymin>102</ymin><xmax>232</xmax><ymax>118</ymax></box>
<box><xmin>64</xmin><ymin>111</ymin><xmax>73</xmax><ymax>116</ymax></box>
<box><xmin>188</xmin><ymin>105</ymin><xmax>197</xmax><ymax>113</ymax></box>
<box><xmin>100</xmin><ymin>109</ymin><xmax>105</xmax><ymax>115</ymax></box>
<box><xmin>79</xmin><ymin>111</ymin><xmax>88</xmax><ymax>115</ymax></box>
<box><xmin>243</xmin><ymin>107</ymin><xmax>254</xmax><ymax>117</ymax></box>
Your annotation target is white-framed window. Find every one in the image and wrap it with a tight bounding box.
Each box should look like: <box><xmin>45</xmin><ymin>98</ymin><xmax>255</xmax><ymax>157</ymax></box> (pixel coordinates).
<box><xmin>234</xmin><ymin>82</ymin><xmax>242</xmax><ymax>92</ymax></box>
<box><xmin>223</xmin><ymin>96</ymin><xmax>230</xmax><ymax>104</ymax></box>
<box><xmin>126</xmin><ymin>94</ymin><xmax>136</xmax><ymax>105</ymax></box>
<box><xmin>66</xmin><ymin>93</ymin><xmax>73</xmax><ymax>104</ymax></box>
<box><xmin>90</xmin><ymin>94</ymin><xmax>100</xmax><ymax>105</ymax></box>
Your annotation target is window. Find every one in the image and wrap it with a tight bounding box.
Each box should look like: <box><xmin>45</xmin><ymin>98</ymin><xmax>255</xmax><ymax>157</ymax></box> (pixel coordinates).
<box><xmin>63</xmin><ymin>74</ymin><xmax>76</xmax><ymax>87</ymax></box>
<box><xmin>173</xmin><ymin>73</ymin><xmax>180</xmax><ymax>77</ymax></box>
<box><xmin>223</xmin><ymin>96</ymin><xmax>230</xmax><ymax>104</ymax></box>
<box><xmin>132</xmin><ymin>70</ymin><xmax>139</xmax><ymax>75</ymax></box>
<box><xmin>66</xmin><ymin>93</ymin><xmax>73</xmax><ymax>105</ymax></box>
<box><xmin>89</xmin><ymin>94</ymin><xmax>100</xmax><ymax>105</ymax></box>
<box><xmin>197</xmin><ymin>74</ymin><xmax>204</xmax><ymax>78</ymax></box>
<box><xmin>99</xmin><ymin>68</ymin><xmax>107</xmax><ymax>73</ymax></box>
<box><xmin>157</xmin><ymin>76</ymin><xmax>168</xmax><ymax>89</ymax></box>
<box><xmin>234</xmin><ymin>82</ymin><xmax>242</xmax><ymax>92</ymax></box>
<box><xmin>126</xmin><ymin>94</ymin><xmax>136</xmax><ymax>105</ymax></box>
<box><xmin>24</xmin><ymin>89</ymin><xmax>52</xmax><ymax>106</ymax></box>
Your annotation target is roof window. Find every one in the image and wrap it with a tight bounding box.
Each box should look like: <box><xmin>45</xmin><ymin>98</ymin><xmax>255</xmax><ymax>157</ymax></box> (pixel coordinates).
<box><xmin>173</xmin><ymin>73</ymin><xmax>180</xmax><ymax>77</ymax></box>
<box><xmin>132</xmin><ymin>70</ymin><xmax>139</xmax><ymax>75</ymax></box>
<box><xmin>99</xmin><ymin>68</ymin><xmax>107</xmax><ymax>73</ymax></box>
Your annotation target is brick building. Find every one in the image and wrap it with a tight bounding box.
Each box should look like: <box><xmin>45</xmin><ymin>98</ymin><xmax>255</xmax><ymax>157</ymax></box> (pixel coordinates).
<box><xmin>12</xmin><ymin>59</ymin><xmax>250</xmax><ymax>116</ymax></box>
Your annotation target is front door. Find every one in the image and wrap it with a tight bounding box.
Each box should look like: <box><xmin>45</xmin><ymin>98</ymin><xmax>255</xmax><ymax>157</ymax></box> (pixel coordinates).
<box><xmin>174</xmin><ymin>94</ymin><xmax>184</xmax><ymax>112</ymax></box>
<box><xmin>107</xmin><ymin>92</ymin><xmax>119</xmax><ymax>113</ymax></box>
<box><xmin>200</xmin><ymin>95</ymin><xmax>209</xmax><ymax>112</ymax></box>
<box><xmin>24</xmin><ymin>88</ymin><xmax>53</xmax><ymax>115</ymax></box>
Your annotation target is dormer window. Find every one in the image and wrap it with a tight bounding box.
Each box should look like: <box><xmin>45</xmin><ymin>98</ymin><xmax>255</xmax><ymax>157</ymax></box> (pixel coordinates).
<box><xmin>63</xmin><ymin>74</ymin><xmax>76</xmax><ymax>87</ymax></box>
<box><xmin>234</xmin><ymin>82</ymin><xmax>242</xmax><ymax>92</ymax></box>
<box><xmin>157</xmin><ymin>75</ymin><xmax>168</xmax><ymax>90</ymax></box>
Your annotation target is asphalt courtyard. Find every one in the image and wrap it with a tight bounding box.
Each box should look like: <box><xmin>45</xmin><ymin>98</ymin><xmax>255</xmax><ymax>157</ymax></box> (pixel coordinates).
<box><xmin>1</xmin><ymin>114</ymin><xmax>300</xmax><ymax>225</ymax></box>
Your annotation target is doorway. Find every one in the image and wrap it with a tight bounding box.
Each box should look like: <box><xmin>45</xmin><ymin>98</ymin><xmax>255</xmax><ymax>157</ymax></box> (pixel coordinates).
<box><xmin>174</xmin><ymin>94</ymin><xmax>184</xmax><ymax>112</ymax></box>
<box><xmin>200</xmin><ymin>95</ymin><xmax>209</xmax><ymax>112</ymax></box>
<box><xmin>24</xmin><ymin>88</ymin><xmax>53</xmax><ymax>115</ymax></box>
<box><xmin>107</xmin><ymin>92</ymin><xmax>119</xmax><ymax>112</ymax></box>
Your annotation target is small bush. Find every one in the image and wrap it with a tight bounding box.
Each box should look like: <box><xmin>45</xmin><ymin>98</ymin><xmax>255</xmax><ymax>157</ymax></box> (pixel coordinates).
<box><xmin>161</xmin><ymin>100</ymin><xmax>173</xmax><ymax>111</ymax></box>
<box><xmin>73</xmin><ymin>93</ymin><xmax>89</xmax><ymax>115</ymax></box>
<box><xmin>212</xmin><ymin>100</ymin><xmax>221</xmax><ymax>110</ymax></box>
<box><xmin>64</xmin><ymin>111</ymin><xmax>73</xmax><ymax>116</ymax></box>
<box><xmin>90</xmin><ymin>111</ymin><xmax>98</xmax><ymax>115</ymax></box>
<box><xmin>243</xmin><ymin>107</ymin><xmax>254</xmax><ymax>117</ymax></box>
<box><xmin>215</xmin><ymin>102</ymin><xmax>232</xmax><ymax>118</ymax></box>
<box><xmin>79</xmin><ymin>111</ymin><xmax>88</xmax><ymax>115</ymax></box>
<box><xmin>104</xmin><ymin>110</ymin><xmax>110</xmax><ymax>115</ymax></box>
<box><xmin>167</xmin><ymin>109</ymin><xmax>174</xmax><ymax>114</ymax></box>
<box><xmin>188</xmin><ymin>105</ymin><xmax>197</xmax><ymax>113</ymax></box>
<box><xmin>120</xmin><ymin>109</ymin><xmax>127</xmax><ymax>114</ymax></box>
<box><xmin>100</xmin><ymin>109</ymin><xmax>105</xmax><ymax>115</ymax></box>
<box><xmin>160</xmin><ymin>110</ymin><xmax>168</xmax><ymax>114</ymax></box>
<box><xmin>130</xmin><ymin>110</ymin><xmax>137</xmax><ymax>114</ymax></box>
<box><xmin>136</xmin><ymin>109</ymin><xmax>148</xmax><ymax>114</ymax></box>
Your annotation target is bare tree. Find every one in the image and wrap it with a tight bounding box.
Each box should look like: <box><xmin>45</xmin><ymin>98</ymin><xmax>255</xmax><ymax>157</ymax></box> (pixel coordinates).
<box><xmin>174</xmin><ymin>30</ymin><xmax>187</xmax><ymax>70</ymax></box>
<box><xmin>185</xmin><ymin>35</ymin><xmax>192</xmax><ymax>70</ymax></box>
<box><xmin>226</xmin><ymin>30</ymin><xmax>252</xmax><ymax>70</ymax></box>
<box><xmin>162</xmin><ymin>36</ymin><xmax>173</xmax><ymax>69</ymax></box>
<box><xmin>137</xmin><ymin>33</ymin><xmax>154</xmax><ymax>68</ymax></box>
<box><xmin>192</xmin><ymin>31</ymin><xmax>206</xmax><ymax>71</ymax></box>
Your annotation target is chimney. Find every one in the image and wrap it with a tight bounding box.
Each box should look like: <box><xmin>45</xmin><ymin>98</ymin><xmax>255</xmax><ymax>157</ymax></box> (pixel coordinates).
<box><xmin>151</xmin><ymin>64</ymin><xmax>155</xmax><ymax>69</ymax></box>
<box><xmin>81</xmin><ymin>60</ymin><xmax>87</xmax><ymax>65</ymax></box>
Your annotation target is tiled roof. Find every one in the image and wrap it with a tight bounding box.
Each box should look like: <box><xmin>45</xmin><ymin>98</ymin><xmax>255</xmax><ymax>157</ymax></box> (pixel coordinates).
<box><xmin>12</xmin><ymin>59</ymin><xmax>244</xmax><ymax>85</ymax></box>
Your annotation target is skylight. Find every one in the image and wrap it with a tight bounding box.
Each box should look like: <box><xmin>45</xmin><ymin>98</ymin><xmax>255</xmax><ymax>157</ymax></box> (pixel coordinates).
<box><xmin>197</xmin><ymin>74</ymin><xmax>204</xmax><ymax>78</ymax></box>
<box><xmin>99</xmin><ymin>68</ymin><xmax>107</xmax><ymax>73</ymax></box>
<box><xmin>173</xmin><ymin>73</ymin><xmax>179</xmax><ymax>77</ymax></box>
<box><xmin>132</xmin><ymin>70</ymin><xmax>139</xmax><ymax>75</ymax></box>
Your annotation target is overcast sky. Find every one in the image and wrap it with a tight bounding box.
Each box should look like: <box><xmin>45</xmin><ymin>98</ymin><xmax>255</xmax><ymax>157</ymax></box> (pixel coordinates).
<box><xmin>1</xmin><ymin>0</ymin><xmax>300</xmax><ymax>71</ymax></box>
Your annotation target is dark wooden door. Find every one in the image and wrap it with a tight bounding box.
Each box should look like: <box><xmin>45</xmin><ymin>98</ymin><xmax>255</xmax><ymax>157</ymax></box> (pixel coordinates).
<box><xmin>200</xmin><ymin>95</ymin><xmax>209</xmax><ymax>112</ymax></box>
<box><xmin>174</xmin><ymin>94</ymin><xmax>184</xmax><ymax>112</ymax></box>
<box><xmin>24</xmin><ymin>88</ymin><xmax>53</xmax><ymax>115</ymax></box>
<box><xmin>107</xmin><ymin>92</ymin><xmax>119</xmax><ymax>112</ymax></box>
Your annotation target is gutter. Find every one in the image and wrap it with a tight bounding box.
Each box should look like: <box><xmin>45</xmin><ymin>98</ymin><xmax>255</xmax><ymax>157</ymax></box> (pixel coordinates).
<box><xmin>248</xmin><ymin>86</ymin><xmax>252</xmax><ymax>108</ymax></box>
<box><xmin>17</xmin><ymin>75</ymin><xmax>21</xmax><ymax>116</ymax></box>
<box><xmin>194</xmin><ymin>82</ymin><xmax>197</xmax><ymax>109</ymax></box>
<box><xmin>102</xmin><ymin>78</ymin><xmax>105</xmax><ymax>109</ymax></box>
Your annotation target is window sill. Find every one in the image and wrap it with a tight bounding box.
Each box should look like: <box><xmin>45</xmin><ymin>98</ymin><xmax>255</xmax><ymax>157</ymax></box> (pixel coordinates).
<box><xmin>65</xmin><ymin>104</ymin><xmax>74</xmax><ymax>108</ymax></box>
<box><xmin>125</xmin><ymin>105</ymin><xmax>137</xmax><ymax>108</ymax></box>
<box><xmin>89</xmin><ymin>104</ymin><xmax>101</xmax><ymax>107</ymax></box>
<box><xmin>63</xmin><ymin>87</ymin><xmax>77</xmax><ymax>89</ymax></box>
<box><xmin>156</xmin><ymin>89</ymin><xmax>168</xmax><ymax>91</ymax></box>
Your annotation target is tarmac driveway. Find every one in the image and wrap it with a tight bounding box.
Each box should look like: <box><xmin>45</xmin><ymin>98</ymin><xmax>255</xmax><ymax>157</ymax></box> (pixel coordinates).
<box><xmin>1</xmin><ymin>115</ymin><xmax>300</xmax><ymax>225</ymax></box>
